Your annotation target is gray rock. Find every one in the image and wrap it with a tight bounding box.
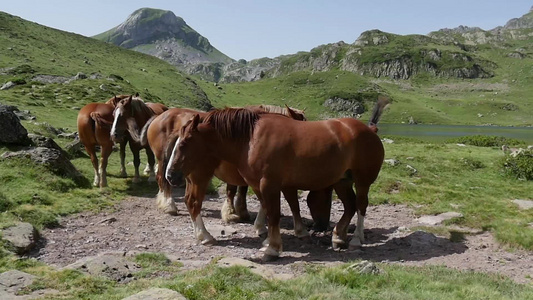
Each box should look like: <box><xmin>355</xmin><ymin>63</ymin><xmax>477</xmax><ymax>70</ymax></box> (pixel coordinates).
<box><xmin>28</xmin><ymin>134</ymin><xmax>64</xmax><ymax>152</ymax></box>
<box><xmin>0</xmin><ymin>81</ymin><xmax>16</xmax><ymax>90</ymax></box>
<box><xmin>417</xmin><ymin>212</ymin><xmax>463</xmax><ymax>226</ymax></box>
<box><xmin>74</xmin><ymin>72</ymin><xmax>87</xmax><ymax>80</ymax></box>
<box><xmin>57</xmin><ymin>132</ymin><xmax>78</xmax><ymax>139</ymax></box>
<box><xmin>0</xmin><ymin>105</ymin><xmax>31</xmax><ymax>145</ymax></box>
<box><xmin>381</xmin><ymin>138</ymin><xmax>394</xmax><ymax>144</ymax></box>
<box><xmin>217</xmin><ymin>257</ymin><xmax>294</xmax><ymax>280</ymax></box>
<box><xmin>384</xmin><ymin>159</ymin><xmax>400</xmax><ymax>166</ymax></box>
<box><xmin>405</xmin><ymin>164</ymin><xmax>417</xmax><ymax>175</ymax></box>
<box><xmin>347</xmin><ymin>260</ymin><xmax>382</xmax><ymax>275</ymax></box>
<box><xmin>63</xmin><ymin>254</ymin><xmax>141</xmax><ymax>282</ymax></box>
<box><xmin>65</xmin><ymin>138</ymin><xmax>86</xmax><ymax>158</ymax></box>
<box><xmin>123</xmin><ymin>288</ymin><xmax>186</xmax><ymax>300</ymax></box>
<box><xmin>512</xmin><ymin>199</ymin><xmax>533</xmax><ymax>210</ymax></box>
<box><xmin>14</xmin><ymin>110</ymin><xmax>36</xmax><ymax>121</ymax></box>
<box><xmin>0</xmin><ymin>270</ymin><xmax>36</xmax><ymax>293</ymax></box>
<box><xmin>1</xmin><ymin>223</ymin><xmax>39</xmax><ymax>255</ymax></box>
<box><xmin>1</xmin><ymin>146</ymin><xmax>83</xmax><ymax>179</ymax></box>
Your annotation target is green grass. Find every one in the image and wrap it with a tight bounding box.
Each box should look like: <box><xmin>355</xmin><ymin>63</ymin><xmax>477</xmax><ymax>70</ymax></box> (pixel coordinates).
<box><xmin>4</xmin><ymin>257</ymin><xmax>531</xmax><ymax>299</ymax></box>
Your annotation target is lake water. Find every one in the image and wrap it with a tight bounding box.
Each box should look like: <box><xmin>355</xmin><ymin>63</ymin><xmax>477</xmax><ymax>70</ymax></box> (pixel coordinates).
<box><xmin>378</xmin><ymin>124</ymin><xmax>533</xmax><ymax>143</ymax></box>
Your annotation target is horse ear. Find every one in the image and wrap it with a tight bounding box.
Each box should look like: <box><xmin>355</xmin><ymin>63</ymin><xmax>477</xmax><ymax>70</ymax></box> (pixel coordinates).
<box><xmin>285</xmin><ymin>104</ymin><xmax>300</xmax><ymax>120</ymax></box>
<box><xmin>135</xmin><ymin>92</ymin><xmax>139</xmax><ymax>97</ymax></box>
<box><xmin>190</xmin><ymin>114</ymin><xmax>200</xmax><ymax>131</ymax></box>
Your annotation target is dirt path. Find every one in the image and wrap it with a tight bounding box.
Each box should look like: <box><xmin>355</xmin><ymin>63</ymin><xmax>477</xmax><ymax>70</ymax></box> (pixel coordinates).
<box><xmin>33</xmin><ymin>189</ymin><xmax>533</xmax><ymax>284</ymax></box>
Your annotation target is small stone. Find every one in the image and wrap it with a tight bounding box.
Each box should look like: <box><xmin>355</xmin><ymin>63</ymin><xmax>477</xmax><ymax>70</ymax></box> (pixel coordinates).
<box><xmin>384</xmin><ymin>159</ymin><xmax>400</xmax><ymax>166</ymax></box>
<box><xmin>123</xmin><ymin>288</ymin><xmax>186</xmax><ymax>300</ymax></box>
<box><xmin>512</xmin><ymin>199</ymin><xmax>533</xmax><ymax>210</ymax></box>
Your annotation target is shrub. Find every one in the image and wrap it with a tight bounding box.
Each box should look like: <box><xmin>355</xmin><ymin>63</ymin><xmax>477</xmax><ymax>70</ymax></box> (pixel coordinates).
<box><xmin>500</xmin><ymin>149</ymin><xmax>533</xmax><ymax>180</ymax></box>
<box><xmin>448</xmin><ymin>135</ymin><xmax>524</xmax><ymax>147</ymax></box>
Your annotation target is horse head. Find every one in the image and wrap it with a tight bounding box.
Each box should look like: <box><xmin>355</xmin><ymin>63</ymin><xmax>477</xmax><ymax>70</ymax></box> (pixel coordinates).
<box><xmin>110</xmin><ymin>95</ymin><xmax>134</xmax><ymax>142</ymax></box>
<box><xmin>285</xmin><ymin>104</ymin><xmax>306</xmax><ymax>121</ymax></box>
<box><xmin>165</xmin><ymin>114</ymin><xmax>203</xmax><ymax>186</ymax></box>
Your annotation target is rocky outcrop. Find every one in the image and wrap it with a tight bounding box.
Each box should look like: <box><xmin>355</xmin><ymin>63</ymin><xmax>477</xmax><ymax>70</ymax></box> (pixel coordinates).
<box><xmin>1</xmin><ymin>222</ymin><xmax>39</xmax><ymax>255</ymax></box>
<box><xmin>0</xmin><ymin>104</ymin><xmax>31</xmax><ymax>145</ymax></box>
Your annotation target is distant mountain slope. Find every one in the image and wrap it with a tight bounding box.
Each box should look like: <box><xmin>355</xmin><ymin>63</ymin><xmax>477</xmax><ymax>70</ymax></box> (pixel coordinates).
<box><xmin>93</xmin><ymin>8</ymin><xmax>233</xmax><ymax>81</ymax></box>
<box><xmin>0</xmin><ymin>12</ymin><xmax>213</xmax><ymax>119</ymax></box>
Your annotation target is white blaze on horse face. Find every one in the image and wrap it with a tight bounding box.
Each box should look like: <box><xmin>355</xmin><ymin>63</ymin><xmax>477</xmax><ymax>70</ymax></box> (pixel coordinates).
<box><xmin>111</xmin><ymin>106</ymin><xmax>123</xmax><ymax>138</ymax></box>
<box><xmin>165</xmin><ymin>137</ymin><xmax>180</xmax><ymax>182</ymax></box>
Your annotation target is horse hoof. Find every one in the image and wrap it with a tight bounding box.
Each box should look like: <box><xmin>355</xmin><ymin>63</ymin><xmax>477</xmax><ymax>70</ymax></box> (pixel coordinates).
<box><xmin>261</xmin><ymin>254</ymin><xmax>279</xmax><ymax>262</ymax></box>
<box><xmin>119</xmin><ymin>172</ymin><xmax>127</xmax><ymax>178</ymax></box>
<box><xmin>348</xmin><ymin>239</ymin><xmax>362</xmax><ymax>250</ymax></box>
<box><xmin>222</xmin><ymin>214</ymin><xmax>240</xmax><ymax>224</ymax></box>
<box><xmin>332</xmin><ymin>240</ymin><xmax>347</xmax><ymax>250</ymax></box>
<box><xmin>258</xmin><ymin>232</ymin><xmax>268</xmax><ymax>240</ymax></box>
<box><xmin>201</xmin><ymin>238</ymin><xmax>217</xmax><ymax>246</ymax></box>
<box><xmin>237</xmin><ymin>212</ymin><xmax>251</xmax><ymax>222</ymax></box>
<box><xmin>164</xmin><ymin>209</ymin><xmax>178</xmax><ymax>216</ymax></box>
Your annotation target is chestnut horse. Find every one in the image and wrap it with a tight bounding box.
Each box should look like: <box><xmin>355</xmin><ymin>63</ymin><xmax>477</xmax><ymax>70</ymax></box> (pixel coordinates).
<box><xmin>167</xmin><ymin>97</ymin><xmax>388</xmax><ymax>259</ymax></box>
<box><xmin>78</xmin><ymin>95</ymin><xmax>132</xmax><ymax>187</ymax></box>
<box><xmin>109</xmin><ymin>96</ymin><xmax>168</xmax><ymax>183</ymax></box>
<box><xmin>140</xmin><ymin>105</ymin><xmax>308</xmax><ymax>224</ymax></box>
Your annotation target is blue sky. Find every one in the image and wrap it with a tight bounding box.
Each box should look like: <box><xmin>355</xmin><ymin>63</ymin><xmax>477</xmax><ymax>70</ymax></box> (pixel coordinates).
<box><xmin>2</xmin><ymin>1</ymin><xmax>532</xmax><ymax>60</ymax></box>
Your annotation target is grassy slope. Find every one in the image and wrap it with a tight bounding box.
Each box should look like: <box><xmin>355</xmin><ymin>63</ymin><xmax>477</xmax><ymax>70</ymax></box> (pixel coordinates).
<box><xmin>0</xmin><ymin>11</ymin><xmax>209</xmax><ymax>128</ymax></box>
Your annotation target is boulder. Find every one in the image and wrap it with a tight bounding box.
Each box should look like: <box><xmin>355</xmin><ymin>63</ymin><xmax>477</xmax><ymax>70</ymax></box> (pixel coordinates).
<box><xmin>1</xmin><ymin>223</ymin><xmax>39</xmax><ymax>255</ymax></box>
<box><xmin>0</xmin><ymin>105</ymin><xmax>31</xmax><ymax>145</ymax></box>
<box><xmin>63</xmin><ymin>254</ymin><xmax>141</xmax><ymax>282</ymax></box>
<box><xmin>0</xmin><ymin>270</ymin><xmax>35</xmax><ymax>293</ymax></box>
<box><xmin>1</xmin><ymin>146</ymin><xmax>82</xmax><ymax>179</ymax></box>
<box><xmin>123</xmin><ymin>288</ymin><xmax>186</xmax><ymax>300</ymax></box>
<box><xmin>65</xmin><ymin>138</ymin><xmax>86</xmax><ymax>158</ymax></box>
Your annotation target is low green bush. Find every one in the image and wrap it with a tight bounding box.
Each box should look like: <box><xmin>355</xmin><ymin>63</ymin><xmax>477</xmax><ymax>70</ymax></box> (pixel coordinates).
<box><xmin>500</xmin><ymin>149</ymin><xmax>533</xmax><ymax>180</ymax></box>
<box><xmin>448</xmin><ymin>135</ymin><xmax>523</xmax><ymax>147</ymax></box>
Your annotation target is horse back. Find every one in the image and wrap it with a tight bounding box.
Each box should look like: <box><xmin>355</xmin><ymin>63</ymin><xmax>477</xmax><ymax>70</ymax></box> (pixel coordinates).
<box><xmin>146</xmin><ymin>103</ymin><xmax>169</xmax><ymax>115</ymax></box>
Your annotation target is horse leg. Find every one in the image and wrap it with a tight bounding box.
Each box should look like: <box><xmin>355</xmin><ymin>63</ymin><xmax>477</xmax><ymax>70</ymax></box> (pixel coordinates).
<box><xmin>282</xmin><ymin>188</ymin><xmax>309</xmax><ymax>239</ymax></box>
<box><xmin>157</xmin><ymin>160</ymin><xmax>177</xmax><ymax>215</ymax></box>
<box><xmin>185</xmin><ymin>177</ymin><xmax>215</xmax><ymax>245</ymax></box>
<box><xmin>118</xmin><ymin>140</ymin><xmax>127</xmax><ymax>178</ymax></box>
<box><xmin>253</xmin><ymin>197</ymin><xmax>268</xmax><ymax>239</ymax></box>
<box><xmin>99</xmin><ymin>144</ymin><xmax>113</xmax><ymax>188</ymax></box>
<box><xmin>85</xmin><ymin>144</ymin><xmax>100</xmax><ymax>187</ymax></box>
<box><xmin>349</xmin><ymin>182</ymin><xmax>370</xmax><ymax>250</ymax></box>
<box><xmin>259</xmin><ymin>180</ymin><xmax>282</xmax><ymax>260</ymax></box>
<box><xmin>306</xmin><ymin>187</ymin><xmax>333</xmax><ymax>231</ymax></box>
<box><xmin>331</xmin><ymin>179</ymin><xmax>357</xmax><ymax>249</ymax></box>
<box><xmin>145</xmin><ymin>148</ymin><xmax>156</xmax><ymax>182</ymax></box>
<box><xmin>129</xmin><ymin>143</ymin><xmax>141</xmax><ymax>183</ymax></box>
<box><xmin>221</xmin><ymin>184</ymin><xmax>240</xmax><ymax>223</ymax></box>
<box><xmin>235</xmin><ymin>186</ymin><xmax>251</xmax><ymax>221</ymax></box>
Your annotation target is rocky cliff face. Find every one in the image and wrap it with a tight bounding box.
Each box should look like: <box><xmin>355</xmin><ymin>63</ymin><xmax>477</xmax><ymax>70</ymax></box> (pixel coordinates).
<box><xmin>93</xmin><ymin>8</ymin><xmax>233</xmax><ymax>70</ymax></box>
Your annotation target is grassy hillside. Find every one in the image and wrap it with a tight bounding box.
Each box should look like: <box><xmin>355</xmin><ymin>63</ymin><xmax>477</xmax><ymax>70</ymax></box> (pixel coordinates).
<box><xmin>0</xmin><ymin>12</ymin><xmax>211</xmax><ymax>129</ymax></box>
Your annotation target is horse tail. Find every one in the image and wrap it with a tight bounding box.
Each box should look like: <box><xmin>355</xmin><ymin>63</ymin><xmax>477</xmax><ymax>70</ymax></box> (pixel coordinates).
<box><xmin>139</xmin><ymin>116</ymin><xmax>156</xmax><ymax>147</ymax></box>
<box><xmin>367</xmin><ymin>95</ymin><xmax>390</xmax><ymax>133</ymax></box>
<box><xmin>90</xmin><ymin>112</ymin><xmax>112</xmax><ymax>128</ymax></box>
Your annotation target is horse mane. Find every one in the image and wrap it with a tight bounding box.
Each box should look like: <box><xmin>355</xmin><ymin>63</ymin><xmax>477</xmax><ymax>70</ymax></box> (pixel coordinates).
<box><xmin>105</xmin><ymin>95</ymin><xmax>130</xmax><ymax>107</ymax></box>
<box><xmin>129</xmin><ymin>97</ymin><xmax>155</xmax><ymax>116</ymax></box>
<box><xmin>204</xmin><ymin>107</ymin><xmax>261</xmax><ymax>141</ymax></box>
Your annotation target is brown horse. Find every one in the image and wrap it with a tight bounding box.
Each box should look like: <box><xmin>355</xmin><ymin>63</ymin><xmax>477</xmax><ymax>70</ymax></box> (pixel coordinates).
<box><xmin>141</xmin><ymin>105</ymin><xmax>309</xmax><ymax>226</ymax></box>
<box><xmin>109</xmin><ymin>96</ymin><xmax>168</xmax><ymax>183</ymax></box>
<box><xmin>161</xmin><ymin>106</ymin><xmax>315</xmax><ymax>244</ymax></box>
<box><xmin>167</xmin><ymin>98</ymin><xmax>388</xmax><ymax>259</ymax></box>
<box><xmin>77</xmin><ymin>95</ymin><xmax>133</xmax><ymax>187</ymax></box>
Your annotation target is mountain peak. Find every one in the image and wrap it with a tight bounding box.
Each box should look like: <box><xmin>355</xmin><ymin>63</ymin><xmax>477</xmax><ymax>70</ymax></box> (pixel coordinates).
<box><xmin>93</xmin><ymin>8</ymin><xmax>233</xmax><ymax>72</ymax></box>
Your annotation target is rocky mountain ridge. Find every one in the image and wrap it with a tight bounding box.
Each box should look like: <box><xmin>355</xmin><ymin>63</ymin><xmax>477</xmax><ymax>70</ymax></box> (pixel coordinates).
<box><xmin>95</xmin><ymin>7</ymin><xmax>533</xmax><ymax>83</ymax></box>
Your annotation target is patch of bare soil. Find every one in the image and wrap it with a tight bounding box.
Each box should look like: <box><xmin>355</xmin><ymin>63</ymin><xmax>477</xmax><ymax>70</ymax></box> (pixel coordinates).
<box><xmin>33</xmin><ymin>189</ymin><xmax>533</xmax><ymax>284</ymax></box>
